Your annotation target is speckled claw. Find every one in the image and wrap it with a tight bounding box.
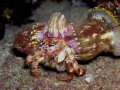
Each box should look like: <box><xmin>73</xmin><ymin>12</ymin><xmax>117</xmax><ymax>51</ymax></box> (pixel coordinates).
<box><xmin>30</xmin><ymin>56</ymin><xmax>44</xmax><ymax>77</ymax></box>
<box><xmin>25</xmin><ymin>55</ymin><xmax>34</xmax><ymax>66</ymax></box>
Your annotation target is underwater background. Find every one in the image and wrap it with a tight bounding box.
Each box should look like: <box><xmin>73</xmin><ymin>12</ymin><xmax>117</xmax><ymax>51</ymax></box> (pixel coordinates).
<box><xmin>0</xmin><ymin>0</ymin><xmax>120</xmax><ymax>89</ymax></box>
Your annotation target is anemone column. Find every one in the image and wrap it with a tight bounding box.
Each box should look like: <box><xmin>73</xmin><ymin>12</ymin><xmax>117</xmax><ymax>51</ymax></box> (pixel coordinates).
<box><xmin>69</xmin><ymin>7</ymin><xmax>120</xmax><ymax>61</ymax></box>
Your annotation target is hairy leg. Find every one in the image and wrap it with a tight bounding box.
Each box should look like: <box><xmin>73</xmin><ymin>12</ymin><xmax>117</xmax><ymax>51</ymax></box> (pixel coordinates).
<box><xmin>58</xmin><ymin>60</ymin><xmax>74</xmax><ymax>81</ymax></box>
<box><xmin>72</xmin><ymin>59</ymin><xmax>86</xmax><ymax>75</ymax></box>
<box><xmin>30</xmin><ymin>57</ymin><xmax>44</xmax><ymax>77</ymax></box>
<box><xmin>25</xmin><ymin>55</ymin><xmax>34</xmax><ymax>65</ymax></box>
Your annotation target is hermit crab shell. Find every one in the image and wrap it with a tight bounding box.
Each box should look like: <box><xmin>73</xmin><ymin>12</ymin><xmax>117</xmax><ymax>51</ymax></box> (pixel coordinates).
<box><xmin>88</xmin><ymin>7</ymin><xmax>120</xmax><ymax>56</ymax></box>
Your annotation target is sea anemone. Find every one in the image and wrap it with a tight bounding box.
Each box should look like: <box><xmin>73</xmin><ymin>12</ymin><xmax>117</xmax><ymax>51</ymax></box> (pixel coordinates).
<box><xmin>88</xmin><ymin>7</ymin><xmax>120</xmax><ymax>56</ymax></box>
<box><xmin>44</xmin><ymin>12</ymin><xmax>68</xmax><ymax>38</ymax></box>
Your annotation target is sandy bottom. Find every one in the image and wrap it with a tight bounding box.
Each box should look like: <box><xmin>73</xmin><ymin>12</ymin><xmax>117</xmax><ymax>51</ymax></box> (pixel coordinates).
<box><xmin>0</xmin><ymin>0</ymin><xmax>120</xmax><ymax>90</ymax></box>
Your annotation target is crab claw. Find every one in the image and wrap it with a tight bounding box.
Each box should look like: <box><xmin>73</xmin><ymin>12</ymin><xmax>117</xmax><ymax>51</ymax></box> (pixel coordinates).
<box><xmin>30</xmin><ymin>57</ymin><xmax>44</xmax><ymax>77</ymax></box>
<box><xmin>25</xmin><ymin>55</ymin><xmax>34</xmax><ymax>66</ymax></box>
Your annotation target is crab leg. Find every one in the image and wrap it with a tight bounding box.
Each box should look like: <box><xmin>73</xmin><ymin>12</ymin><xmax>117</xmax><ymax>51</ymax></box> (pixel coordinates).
<box><xmin>58</xmin><ymin>46</ymin><xmax>85</xmax><ymax>81</ymax></box>
<box><xmin>25</xmin><ymin>49</ymin><xmax>44</xmax><ymax>65</ymax></box>
<box><xmin>72</xmin><ymin>59</ymin><xmax>86</xmax><ymax>75</ymax></box>
<box><xmin>30</xmin><ymin>57</ymin><xmax>44</xmax><ymax>77</ymax></box>
<box><xmin>25</xmin><ymin>55</ymin><xmax>34</xmax><ymax>65</ymax></box>
<box><xmin>58</xmin><ymin>60</ymin><xmax>74</xmax><ymax>81</ymax></box>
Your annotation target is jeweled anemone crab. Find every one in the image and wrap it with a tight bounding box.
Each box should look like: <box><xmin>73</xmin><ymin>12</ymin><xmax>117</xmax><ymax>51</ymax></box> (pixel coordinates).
<box><xmin>14</xmin><ymin>7</ymin><xmax>120</xmax><ymax>81</ymax></box>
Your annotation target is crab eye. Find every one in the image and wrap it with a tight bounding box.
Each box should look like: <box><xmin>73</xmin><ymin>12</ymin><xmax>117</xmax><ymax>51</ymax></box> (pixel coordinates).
<box><xmin>37</xmin><ymin>39</ymin><xmax>43</xmax><ymax>44</ymax></box>
<box><xmin>37</xmin><ymin>39</ymin><xmax>41</xmax><ymax>43</ymax></box>
<box><xmin>50</xmin><ymin>40</ymin><xmax>57</xmax><ymax>46</ymax></box>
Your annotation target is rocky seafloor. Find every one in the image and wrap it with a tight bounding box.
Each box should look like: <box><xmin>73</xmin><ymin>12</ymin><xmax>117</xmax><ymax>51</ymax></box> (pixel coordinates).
<box><xmin>0</xmin><ymin>0</ymin><xmax>120</xmax><ymax>90</ymax></box>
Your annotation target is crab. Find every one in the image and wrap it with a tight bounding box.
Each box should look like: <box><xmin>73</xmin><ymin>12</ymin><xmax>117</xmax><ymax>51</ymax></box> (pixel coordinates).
<box><xmin>14</xmin><ymin>7</ymin><xmax>120</xmax><ymax>81</ymax></box>
<box><xmin>25</xmin><ymin>37</ymin><xmax>85</xmax><ymax>80</ymax></box>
